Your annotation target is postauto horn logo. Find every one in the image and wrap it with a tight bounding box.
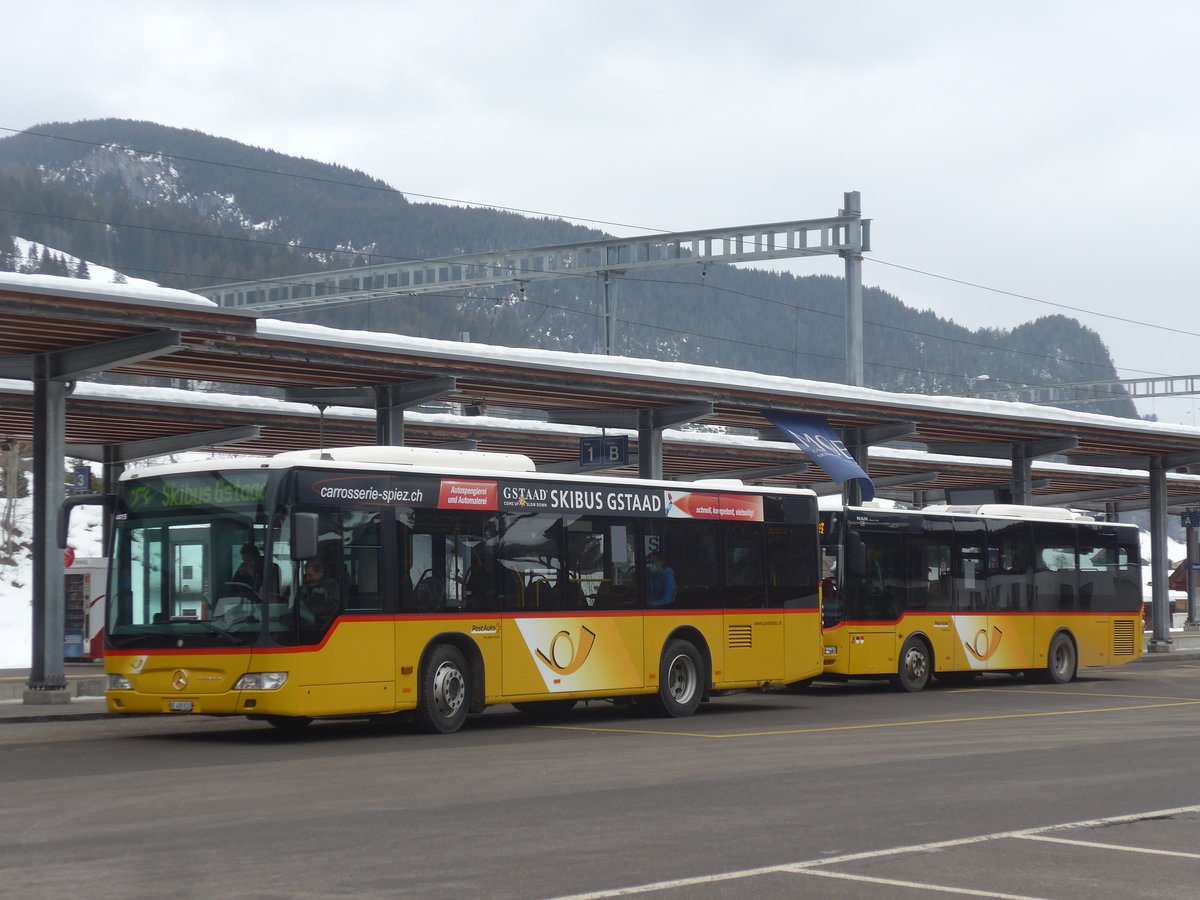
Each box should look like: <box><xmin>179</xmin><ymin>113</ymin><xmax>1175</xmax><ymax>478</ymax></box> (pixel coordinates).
<box><xmin>535</xmin><ymin>626</ymin><xmax>597</xmax><ymax>676</ymax></box>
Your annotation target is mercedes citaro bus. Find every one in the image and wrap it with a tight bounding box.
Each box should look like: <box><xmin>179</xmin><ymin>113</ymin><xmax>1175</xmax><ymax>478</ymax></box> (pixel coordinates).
<box><xmin>98</xmin><ymin>445</ymin><xmax>826</xmax><ymax>732</ymax></box>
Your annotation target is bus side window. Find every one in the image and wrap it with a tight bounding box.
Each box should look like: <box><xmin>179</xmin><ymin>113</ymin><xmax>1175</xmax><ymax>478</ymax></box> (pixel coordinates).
<box><xmin>724</xmin><ymin>524</ymin><xmax>765</xmax><ymax>607</ymax></box>
<box><xmin>766</xmin><ymin>524</ymin><xmax>818</xmax><ymax>609</ymax></box>
<box><xmin>1033</xmin><ymin>522</ymin><xmax>1079</xmax><ymax>612</ymax></box>
<box><xmin>342</xmin><ymin>510</ymin><xmax>382</xmax><ymax>612</ymax></box>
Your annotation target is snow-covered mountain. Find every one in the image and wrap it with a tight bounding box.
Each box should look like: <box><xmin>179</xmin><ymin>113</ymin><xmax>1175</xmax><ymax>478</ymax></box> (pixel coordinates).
<box><xmin>0</xmin><ymin>119</ymin><xmax>1139</xmax><ymax>413</ymax></box>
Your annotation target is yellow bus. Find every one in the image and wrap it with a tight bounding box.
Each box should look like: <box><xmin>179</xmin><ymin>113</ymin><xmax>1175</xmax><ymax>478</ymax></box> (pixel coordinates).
<box><xmin>102</xmin><ymin>446</ymin><xmax>824</xmax><ymax>732</ymax></box>
<box><xmin>817</xmin><ymin>503</ymin><xmax>1143</xmax><ymax>690</ymax></box>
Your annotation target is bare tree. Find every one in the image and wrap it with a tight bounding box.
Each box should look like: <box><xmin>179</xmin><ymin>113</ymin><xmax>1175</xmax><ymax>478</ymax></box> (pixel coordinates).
<box><xmin>1</xmin><ymin>441</ymin><xmax>30</xmax><ymax>565</ymax></box>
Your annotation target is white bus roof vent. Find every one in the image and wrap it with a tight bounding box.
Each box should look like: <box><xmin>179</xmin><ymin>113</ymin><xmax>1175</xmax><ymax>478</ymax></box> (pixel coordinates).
<box><xmin>927</xmin><ymin>503</ymin><xmax>1092</xmax><ymax>522</ymax></box>
<box><xmin>275</xmin><ymin>445</ymin><xmax>536</xmax><ymax>472</ymax></box>
<box><xmin>975</xmin><ymin>504</ymin><xmax>1084</xmax><ymax>521</ymax></box>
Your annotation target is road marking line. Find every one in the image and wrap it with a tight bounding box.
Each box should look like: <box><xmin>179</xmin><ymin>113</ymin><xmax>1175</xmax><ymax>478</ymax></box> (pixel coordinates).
<box><xmin>538</xmin><ymin>699</ymin><xmax>1200</xmax><ymax>738</ymax></box>
<box><xmin>793</xmin><ymin>867</ymin><xmax>1051</xmax><ymax>899</ymax></box>
<box><xmin>956</xmin><ymin>687</ymin><xmax>1200</xmax><ymax>702</ymax></box>
<box><xmin>544</xmin><ymin>805</ymin><xmax>1200</xmax><ymax>899</ymax></box>
<box><xmin>1016</xmin><ymin>834</ymin><xmax>1200</xmax><ymax>858</ymax></box>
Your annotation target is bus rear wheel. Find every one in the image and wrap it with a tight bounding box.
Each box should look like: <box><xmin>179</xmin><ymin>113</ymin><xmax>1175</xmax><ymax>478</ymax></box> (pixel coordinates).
<box><xmin>651</xmin><ymin>639</ymin><xmax>704</xmax><ymax>718</ymax></box>
<box><xmin>415</xmin><ymin>644</ymin><xmax>470</xmax><ymax>733</ymax></box>
<box><xmin>893</xmin><ymin>636</ymin><xmax>931</xmax><ymax>692</ymax></box>
<box><xmin>1041</xmin><ymin>633</ymin><xmax>1077</xmax><ymax>684</ymax></box>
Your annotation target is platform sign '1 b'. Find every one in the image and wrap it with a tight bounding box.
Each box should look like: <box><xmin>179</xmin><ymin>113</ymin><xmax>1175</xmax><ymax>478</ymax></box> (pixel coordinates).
<box><xmin>580</xmin><ymin>436</ymin><xmax>629</xmax><ymax>469</ymax></box>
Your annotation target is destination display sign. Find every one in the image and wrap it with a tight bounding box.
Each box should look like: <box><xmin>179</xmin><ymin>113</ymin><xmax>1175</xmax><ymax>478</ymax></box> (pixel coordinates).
<box><xmin>124</xmin><ymin>471</ymin><xmax>270</xmax><ymax>513</ymax></box>
<box><xmin>294</xmin><ymin>470</ymin><xmax>788</xmax><ymax>522</ymax></box>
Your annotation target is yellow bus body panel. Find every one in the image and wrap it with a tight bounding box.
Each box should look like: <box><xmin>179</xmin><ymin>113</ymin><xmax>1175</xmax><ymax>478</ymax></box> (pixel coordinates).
<box><xmin>822</xmin><ymin>613</ymin><xmax>1142</xmax><ymax>679</ymax></box>
<box><xmin>108</xmin><ymin>607</ymin><xmax>825</xmax><ymax>718</ymax></box>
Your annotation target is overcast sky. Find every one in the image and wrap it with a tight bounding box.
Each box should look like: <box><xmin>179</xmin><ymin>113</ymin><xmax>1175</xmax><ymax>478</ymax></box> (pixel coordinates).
<box><xmin>9</xmin><ymin>1</ymin><xmax>1200</xmax><ymax>421</ymax></box>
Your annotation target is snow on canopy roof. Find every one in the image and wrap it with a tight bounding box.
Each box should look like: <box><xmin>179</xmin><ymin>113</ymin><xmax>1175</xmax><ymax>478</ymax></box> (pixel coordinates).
<box><xmin>255</xmin><ymin>317</ymin><xmax>1196</xmax><ymax>444</ymax></box>
<box><xmin>2</xmin><ymin>273</ymin><xmax>1195</xmax><ymax>448</ymax></box>
<box><xmin>0</xmin><ymin>271</ymin><xmax>216</xmax><ymax>308</ymax></box>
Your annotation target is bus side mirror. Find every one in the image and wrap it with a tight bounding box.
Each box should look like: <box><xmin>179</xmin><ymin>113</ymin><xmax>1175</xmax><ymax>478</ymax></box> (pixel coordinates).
<box><xmin>846</xmin><ymin>530</ymin><xmax>866</xmax><ymax>579</ymax></box>
<box><xmin>291</xmin><ymin>512</ymin><xmax>320</xmax><ymax>561</ymax></box>
<box><xmin>59</xmin><ymin>494</ymin><xmax>114</xmax><ymax>548</ymax></box>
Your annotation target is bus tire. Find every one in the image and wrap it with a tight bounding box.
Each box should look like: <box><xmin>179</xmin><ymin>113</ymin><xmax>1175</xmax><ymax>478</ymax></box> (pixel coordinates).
<box><xmin>513</xmin><ymin>699</ymin><xmax>577</xmax><ymax>716</ymax></box>
<box><xmin>893</xmin><ymin>636</ymin><xmax>932</xmax><ymax>692</ymax></box>
<box><xmin>415</xmin><ymin>644</ymin><xmax>470</xmax><ymax>734</ymax></box>
<box><xmin>652</xmin><ymin>639</ymin><xmax>704</xmax><ymax>718</ymax></box>
<box><xmin>1043</xmin><ymin>632</ymin><xmax>1077</xmax><ymax>684</ymax></box>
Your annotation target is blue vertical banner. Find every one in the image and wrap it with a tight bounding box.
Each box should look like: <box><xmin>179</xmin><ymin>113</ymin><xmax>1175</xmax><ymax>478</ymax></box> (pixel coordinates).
<box><xmin>762</xmin><ymin>412</ymin><xmax>875</xmax><ymax>502</ymax></box>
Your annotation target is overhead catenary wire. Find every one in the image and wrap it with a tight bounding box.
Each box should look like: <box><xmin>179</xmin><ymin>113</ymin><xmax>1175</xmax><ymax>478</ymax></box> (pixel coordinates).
<box><xmin>0</xmin><ymin>124</ymin><xmax>1183</xmax><ymax>385</ymax></box>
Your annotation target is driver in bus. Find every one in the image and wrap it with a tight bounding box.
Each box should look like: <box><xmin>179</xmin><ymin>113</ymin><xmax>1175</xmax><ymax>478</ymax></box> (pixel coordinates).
<box><xmin>296</xmin><ymin>558</ymin><xmax>342</xmax><ymax>630</ymax></box>
<box><xmin>231</xmin><ymin>542</ymin><xmax>281</xmax><ymax>599</ymax></box>
<box><xmin>233</xmin><ymin>543</ymin><xmax>266</xmax><ymax>591</ymax></box>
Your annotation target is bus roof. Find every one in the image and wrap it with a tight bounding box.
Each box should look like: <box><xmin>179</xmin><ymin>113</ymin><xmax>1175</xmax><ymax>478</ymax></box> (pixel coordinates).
<box><xmin>830</xmin><ymin>501</ymin><xmax>1138</xmax><ymax>528</ymax></box>
<box><xmin>118</xmin><ymin>445</ymin><xmax>818</xmax><ymax>496</ymax></box>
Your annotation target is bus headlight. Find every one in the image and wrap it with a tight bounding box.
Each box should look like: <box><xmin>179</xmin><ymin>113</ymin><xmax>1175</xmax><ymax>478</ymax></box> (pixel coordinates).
<box><xmin>107</xmin><ymin>674</ymin><xmax>134</xmax><ymax>691</ymax></box>
<box><xmin>823</xmin><ymin>646</ymin><xmax>838</xmax><ymax>656</ymax></box>
<box><xmin>234</xmin><ymin>672</ymin><xmax>289</xmax><ymax>691</ymax></box>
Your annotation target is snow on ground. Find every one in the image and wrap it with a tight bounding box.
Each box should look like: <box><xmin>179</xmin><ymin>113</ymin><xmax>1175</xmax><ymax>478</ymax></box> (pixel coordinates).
<box><xmin>0</xmin><ymin>493</ymin><xmax>103</xmax><ymax>668</ymax></box>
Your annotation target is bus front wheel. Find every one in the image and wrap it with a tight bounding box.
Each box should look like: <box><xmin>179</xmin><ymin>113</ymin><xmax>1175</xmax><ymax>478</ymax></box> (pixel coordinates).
<box><xmin>893</xmin><ymin>636</ymin><xmax>932</xmax><ymax>692</ymax></box>
<box><xmin>415</xmin><ymin>644</ymin><xmax>470</xmax><ymax>733</ymax></box>
<box><xmin>651</xmin><ymin>639</ymin><xmax>704</xmax><ymax>717</ymax></box>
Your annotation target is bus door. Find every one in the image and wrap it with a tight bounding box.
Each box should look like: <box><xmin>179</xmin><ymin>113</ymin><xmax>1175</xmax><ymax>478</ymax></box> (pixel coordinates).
<box><xmin>501</xmin><ymin>514</ymin><xmax>643</xmax><ymax>697</ymax></box>
<box><xmin>283</xmin><ymin>508</ymin><xmax>393</xmax><ymax>713</ymax></box>
<box><xmin>905</xmin><ymin>519</ymin><xmax>956</xmax><ymax>673</ymax></box>
<box><xmin>950</xmin><ymin>518</ymin><xmax>994</xmax><ymax>673</ymax></box>
<box><xmin>843</xmin><ymin>522</ymin><xmax>904</xmax><ymax>676</ymax></box>
<box><xmin>983</xmin><ymin>520</ymin><xmax>1036</xmax><ymax>671</ymax></box>
<box><xmin>168</xmin><ymin>525</ymin><xmax>210</xmax><ymax>620</ymax></box>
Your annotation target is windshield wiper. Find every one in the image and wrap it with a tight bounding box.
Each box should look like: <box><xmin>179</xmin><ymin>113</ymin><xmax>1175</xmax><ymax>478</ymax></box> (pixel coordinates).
<box><xmin>108</xmin><ymin>632</ymin><xmax>162</xmax><ymax>647</ymax></box>
<box><xmin>182</xmin><ymin>619</ymin><xmax>245</xmax><ymax>645</ymax></box>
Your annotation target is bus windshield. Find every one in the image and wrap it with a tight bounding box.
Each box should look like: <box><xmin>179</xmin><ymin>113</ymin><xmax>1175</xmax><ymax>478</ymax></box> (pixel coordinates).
<box><xmin>106</xmin><ymin>470</ymin><xmax>280</xmax><ymax>650</ymax></box>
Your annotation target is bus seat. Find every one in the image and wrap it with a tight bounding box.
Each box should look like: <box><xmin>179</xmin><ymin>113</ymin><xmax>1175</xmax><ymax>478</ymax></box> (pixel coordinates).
<box><xmin>560</xmin><ymin>579</ymin><xmax>586</xmax><ymax>609</ymax></box>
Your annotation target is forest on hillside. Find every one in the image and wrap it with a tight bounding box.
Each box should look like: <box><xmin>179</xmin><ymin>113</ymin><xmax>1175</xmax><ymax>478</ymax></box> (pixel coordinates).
<box><xmin>0</xmin><ymin>119</ymin><xmax>1137</xmax><ymax>417</ymax></box>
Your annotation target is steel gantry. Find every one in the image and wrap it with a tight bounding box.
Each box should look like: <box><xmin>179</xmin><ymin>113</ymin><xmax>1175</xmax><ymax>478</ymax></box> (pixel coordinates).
<box><xmin>194</xmin><ymin>194</ymin><xmax>872</xmax><ymax>384</ymax></box>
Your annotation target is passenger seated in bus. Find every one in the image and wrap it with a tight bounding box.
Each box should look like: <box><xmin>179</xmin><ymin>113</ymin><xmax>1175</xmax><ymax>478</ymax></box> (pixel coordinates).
<box><xmin>296</xmin><ymin>558</ymin><xmax>342</xmax><ymax>630</ymax></box>
<box><xmin>647</xmin><ymin>551</ymin><xmax>676</xmax><ymax>607</ymax></box>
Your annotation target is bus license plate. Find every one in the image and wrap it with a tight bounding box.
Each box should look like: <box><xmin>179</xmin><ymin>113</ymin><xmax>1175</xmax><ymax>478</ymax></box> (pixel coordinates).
<box><xmin>169</xmin><ymin>700</ymin><xmax>194</xmax><ymax>712</ymax></box>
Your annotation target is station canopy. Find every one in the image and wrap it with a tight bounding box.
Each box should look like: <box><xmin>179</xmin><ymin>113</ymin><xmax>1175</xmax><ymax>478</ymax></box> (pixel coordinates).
<box><xmin>4</xmin><ymin>272</ymin><xmax>1200</xmax><ymax>512</ymax></box>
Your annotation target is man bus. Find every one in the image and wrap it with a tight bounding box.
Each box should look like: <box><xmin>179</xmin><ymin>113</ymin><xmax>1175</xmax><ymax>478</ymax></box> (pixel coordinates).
<box><xmin>100</xmin><ymin>445</ymin><xmax>825</xmax><ymax>732</ymax></box>
<box><xmin>818</xmin><ymin>503</ymin><xmax>1143</xmax><ymax>690</ymax></box>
